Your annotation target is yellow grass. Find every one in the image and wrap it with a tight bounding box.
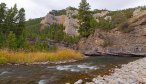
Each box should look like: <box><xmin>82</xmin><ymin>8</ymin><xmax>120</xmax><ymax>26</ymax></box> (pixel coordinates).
<box><xmin>0</xmin><ymin>49</ymin><xmax>83</xmax><ymax>64</ymax></box>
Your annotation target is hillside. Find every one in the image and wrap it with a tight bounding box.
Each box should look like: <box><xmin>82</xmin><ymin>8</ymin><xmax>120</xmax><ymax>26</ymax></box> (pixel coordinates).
<box><xmin>35</xmin><ymin>6</ymin><xmax>146</xmax><ymax>56</ymax></box>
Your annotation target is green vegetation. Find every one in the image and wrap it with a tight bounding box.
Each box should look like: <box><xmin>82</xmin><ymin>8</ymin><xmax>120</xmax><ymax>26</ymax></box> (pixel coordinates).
<box><xmin>0</xmin><ymin>3</ymin><xmax>25</xmax><ymax>50</ymax></box>
<box><xmin>78</xmin><ymin>0</ymin><xmax>95</xmax><ymax>37</ymax></box>
<box><xmin>119</xmin><ymin>22</ymin><xmax>134</xmax><ymax>33</ymax></box>
<box><xmin>0</xmin><ymin>3</ymin><xmax>83</xmax><ymax>64</ymax></box>
<box><xmin>49</xmin><ymin>9</ymin><xmax>66</xmax><ymax>16</ymax></box>
<box><xmin>40</xmin><ymin>24</ymin><xmax>80</xmax><ymax>43</ymax></box>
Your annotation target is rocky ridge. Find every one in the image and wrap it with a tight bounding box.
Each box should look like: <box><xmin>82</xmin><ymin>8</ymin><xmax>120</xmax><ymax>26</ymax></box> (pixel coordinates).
<box><xmin>77</xmin><ymin>10</ymin><xmax>146</xmax><ymax>56</ymax></box>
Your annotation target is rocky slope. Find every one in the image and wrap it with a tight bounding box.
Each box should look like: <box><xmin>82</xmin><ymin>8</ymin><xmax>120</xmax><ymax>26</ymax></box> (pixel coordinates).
<box><xmin>77</xmin><ymin>10</ymin><xmax>146</xmax><ymax>56</ymax></box>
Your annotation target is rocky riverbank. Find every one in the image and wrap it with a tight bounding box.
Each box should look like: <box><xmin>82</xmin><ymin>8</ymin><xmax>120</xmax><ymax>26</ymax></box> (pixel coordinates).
<box><xmin>75</xmin><ymin>57</ymin><xmax>146</xmax><ymax>84</ymax></box>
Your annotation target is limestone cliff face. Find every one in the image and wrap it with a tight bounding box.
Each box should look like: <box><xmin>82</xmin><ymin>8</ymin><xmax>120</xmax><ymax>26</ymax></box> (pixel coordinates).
<box><xmin>78</xmin><ymin>10</ymin><xmax>146</xmax><ymax>56</ymax></box>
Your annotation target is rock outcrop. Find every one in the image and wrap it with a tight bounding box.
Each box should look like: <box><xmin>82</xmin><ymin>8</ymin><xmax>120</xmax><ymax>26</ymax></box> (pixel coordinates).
<box><xmin>78</xmin><ymin>10</ymin><xmax>146</xmax><ymax>56</ymax></box>
<box><xmin>41</xmin><ymin>7</ymin><xmax>79</xmax><ymax>36</ymax></box>
<box><xmin>64</xmin><ymin>8</ymin><xmax>79</xmax><ymax>36</ymax></box>
<box><xmin>93</xmin><ymin>11</ymin><xmax>109</xmax><ymax>18</ymax></box>
<box><xmin>41</xmin><ymin>9</ymin><xmax>111</xmax><ymax>36</ymax></box>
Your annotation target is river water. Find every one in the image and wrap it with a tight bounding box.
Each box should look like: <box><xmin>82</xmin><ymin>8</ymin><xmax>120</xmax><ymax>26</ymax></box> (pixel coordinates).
<box><xmin>0</xmin><ymin>56</ymin><xmax>141</xmax><ymax>84</ymax></box>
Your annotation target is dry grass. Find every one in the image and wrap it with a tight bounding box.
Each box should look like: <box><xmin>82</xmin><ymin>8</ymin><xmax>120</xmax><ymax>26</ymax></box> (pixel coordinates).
<box><xmin>0</xmin><ymin>49</ymin><xmax>83</xmax><ymax>64</ymax></box>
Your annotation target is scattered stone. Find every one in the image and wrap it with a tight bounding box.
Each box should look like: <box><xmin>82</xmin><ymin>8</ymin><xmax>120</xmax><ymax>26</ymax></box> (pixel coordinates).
<box><xmin>84</xmin><ymin>57</ymin><xmax>146</xmax><ymax>84</ymax></box>
<box><xmin>74</xmin><ymin>79</ymin><xmax>83</xmax><ymax>84</ymax></box>
<box><xmin>65</xmin><ymin>83</ymin><xmax>70</xmax><ymax>84</ymax></box>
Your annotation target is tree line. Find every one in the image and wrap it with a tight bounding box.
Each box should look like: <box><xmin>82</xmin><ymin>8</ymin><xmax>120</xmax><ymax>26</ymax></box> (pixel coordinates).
<box><xmin>0</xmin><ymin>3</ymin><xmax>25</xmax><ymax>50</ymax></box>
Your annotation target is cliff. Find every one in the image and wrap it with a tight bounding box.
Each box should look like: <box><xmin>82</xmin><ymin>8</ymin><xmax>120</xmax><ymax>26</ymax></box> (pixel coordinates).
<box><xmin>40</xmin><ymin>7</ymin><xmax>79</xmax><ymax>36</ymax></box>
<box><xmin>77</xmin><ymin>10</ymin><xmax>146</xmax><ymax>56</ymax></box>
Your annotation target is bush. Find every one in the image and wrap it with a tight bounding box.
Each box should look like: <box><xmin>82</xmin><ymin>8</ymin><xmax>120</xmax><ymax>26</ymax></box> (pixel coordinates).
<box><xmin>96</xmin><ymin>18</ymin><xmax>114</xmax><ymax>30</ymax></box>
<box><xmin>6</xmin><ymin>31</ymin><xmax>17</xmax><ymax>50</ymax></box>
<box><xmin>101</xmin><ymin>39</ymin><xmax>113</xmax><ymax>48</ymax></box>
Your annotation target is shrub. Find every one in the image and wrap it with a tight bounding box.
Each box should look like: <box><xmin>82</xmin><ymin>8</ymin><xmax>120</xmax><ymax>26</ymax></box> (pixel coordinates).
<box><xmin>101</xmin><ymin>39</ymin><xmax>113</xmax><ymax>48</ymax></box>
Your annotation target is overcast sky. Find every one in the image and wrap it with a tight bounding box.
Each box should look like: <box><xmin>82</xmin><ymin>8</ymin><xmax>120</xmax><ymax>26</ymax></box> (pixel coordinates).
<box><xmin>0</xmin><ymin>0</ymin><xmax>146</xmax><ymax>19</ymax></box>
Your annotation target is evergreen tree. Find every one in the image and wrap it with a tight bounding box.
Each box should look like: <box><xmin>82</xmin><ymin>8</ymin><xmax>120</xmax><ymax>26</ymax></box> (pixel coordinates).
<box><xmin>78</xmin><ymin>0</ymin><xmax>92</xmax><ymax>37</ymax></box>
<box><xmin>0</xmin><ymin>3</ymin><xmax>6</xmax><ymax>35</ymax></box>
<box><xmin>16</xmin><ymin>8</ymin><xmax>25</xmax><ymax>36</ymax></box>
<box><xmin>6</xmin><ymin>31</ymin><xmax>17</xmax><ymax>50</ymax></box>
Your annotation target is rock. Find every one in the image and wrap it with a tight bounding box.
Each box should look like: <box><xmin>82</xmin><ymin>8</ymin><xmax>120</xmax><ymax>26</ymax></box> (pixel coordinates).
<box><xmin>85</xmin><ymin>82</ymin><xmax>94</xmax><ymax>84</ymax></box>
<box><xmin>93</xmin><ymin>11</ymin><xmax>109</xmax><ymax>18</ymax></box>
<box><xmin>65</xmin><ymin>83</ymin><xmax>70</xmax><ymax>84</ymax></box>
<box><xmin>74</xmin><ymin>79</ymin><xmax>83</xmax><ymax>84</ymax></box>
<box><xmin>40</xmin><ymin>13</ymin><xmax>65</xmax><ymax>30</ymax></box>
<box><xmin>64</xmin><ymin>8</ymin><xmax>79</xmax><ymax>36</ymax></box>
<box><xmin>104</xmin><ymin>16</ymin><xmax>112</xmax><ymax>21</ymax></box>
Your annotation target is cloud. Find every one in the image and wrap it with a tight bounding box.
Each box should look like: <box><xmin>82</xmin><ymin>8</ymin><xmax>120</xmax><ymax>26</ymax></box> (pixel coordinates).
<box><xmin>0</xmin><ymin>0</ymin><xmax>146</xmax><ymax>19</ymax></box>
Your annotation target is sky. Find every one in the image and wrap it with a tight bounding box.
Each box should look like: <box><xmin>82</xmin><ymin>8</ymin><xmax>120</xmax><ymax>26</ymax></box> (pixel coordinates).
<box><xmin>0</xmin><ymin>0</ymin><xmax>146</xmax><ymax>19</ymax></box>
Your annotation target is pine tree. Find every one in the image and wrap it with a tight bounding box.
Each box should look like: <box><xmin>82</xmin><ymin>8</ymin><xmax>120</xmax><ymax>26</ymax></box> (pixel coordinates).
<box><xmin>78</xmin><ymin>0</ymin><xmax>92</xmax><ymax>37</ymax></box>
<box><xmin>16</xmin><ymin>8</ymin><xmax>25</xmax><ymax>36</ymax></box>
<box><xmin>0</xmin><ymin>3</ymin><xmax>6</xmax><ymax>35</ymax></box>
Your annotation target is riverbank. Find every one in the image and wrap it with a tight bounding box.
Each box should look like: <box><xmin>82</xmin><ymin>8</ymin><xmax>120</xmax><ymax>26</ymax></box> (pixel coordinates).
<box><xmin>0</xmin><ymin>49</ymin><xmax>83</xmax><ymax>65</ymax></box>
<box><xmin>76</xmin><ymin>57</ymin><xmax>146</xmax><ymax>84</ymax></box>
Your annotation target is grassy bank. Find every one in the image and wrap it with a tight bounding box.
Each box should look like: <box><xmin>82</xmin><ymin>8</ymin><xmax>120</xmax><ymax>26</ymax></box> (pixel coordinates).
<box><xmin>0</xmin><ymin>49</ymin><xmax>83</xmax><ymax>64</ymax></box>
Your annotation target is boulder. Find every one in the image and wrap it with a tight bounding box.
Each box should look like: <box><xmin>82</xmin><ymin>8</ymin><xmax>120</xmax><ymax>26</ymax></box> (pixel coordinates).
<box><xmin>104</xmin><ymin>16</ymin><xmax>112</xmax><ymax>21</ymax></box>
<box><xmin>74</xmin><ymin>79</ymin><xmax>83</xmax><ymax>84</ymax></box>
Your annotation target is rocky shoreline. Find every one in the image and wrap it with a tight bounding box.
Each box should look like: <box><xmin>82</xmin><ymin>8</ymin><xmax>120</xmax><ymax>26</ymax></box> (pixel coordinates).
<box><xmin>75</xmin><ymin>57</ymin><xmax>146</xmax><ymax>84</ymax></box>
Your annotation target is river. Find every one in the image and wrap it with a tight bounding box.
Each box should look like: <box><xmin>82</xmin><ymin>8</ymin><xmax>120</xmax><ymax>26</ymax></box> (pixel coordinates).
<box><xmin>0</xmin><ymin>56</ymin><xmax>141</xmax><ymax>84</ymax></box>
